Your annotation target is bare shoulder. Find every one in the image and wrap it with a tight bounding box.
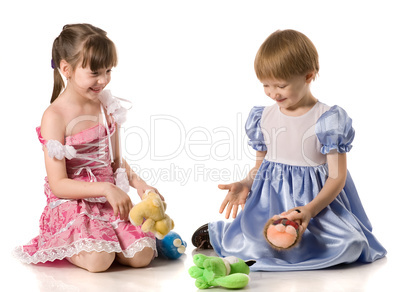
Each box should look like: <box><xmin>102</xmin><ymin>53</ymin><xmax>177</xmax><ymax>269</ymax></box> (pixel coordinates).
<box><xmin>41</xmin><ymin>102</ymin><xmax>66</xmax><ymax>143</ymax></box>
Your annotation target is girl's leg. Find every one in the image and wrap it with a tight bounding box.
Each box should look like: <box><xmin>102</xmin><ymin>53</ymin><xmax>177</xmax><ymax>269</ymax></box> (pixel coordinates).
<box><xmin>116</xmin><ymin>247</ymin><xmax>154</xmax><ymax>268</ymax></box>
<box><xmin>67</xmin><ymin>251</ymin><xmax>116</xmax><ymax>273</ymax></box>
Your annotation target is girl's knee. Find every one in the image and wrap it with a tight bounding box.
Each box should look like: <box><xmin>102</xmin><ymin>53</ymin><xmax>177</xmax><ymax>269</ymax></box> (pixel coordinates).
<box><xmin>117</xmin><ymin>247</ymin><xmax>154</xmax><ymax>268</ymax></box>
<box><xmin>69</xmin><ymin>251</ymin><xmax>115</xmax><ymax>273</ymax></box>
<box><xmin>134</xmin><ymin>247</ymin><xmax>154</xmax><ymax>268</ymax></box>
<box><xmin>87</xmin><ymin>252</ymin><xmax>115</xmax><ymax>272</ymax></box>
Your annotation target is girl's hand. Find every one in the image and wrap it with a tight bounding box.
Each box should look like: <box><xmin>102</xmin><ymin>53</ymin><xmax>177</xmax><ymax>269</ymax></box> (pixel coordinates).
<box><xmin>104</xmin><ymin>184</ymin><xmax>133</xmax><ymax>221</ymax></box>
<box><xmin>135</xmin><ymin>181</ymin><xmax>164</xmax><ymax>201</ymax></box>
<box><xmin>280</xmin><ymin>206</ymin><xmax>313</xmax><ymax>236</ymax></box>
<box><xmin>218</xmin><ymin>182</ymin><xmax>250</xmax><ymax>219</ymax></box>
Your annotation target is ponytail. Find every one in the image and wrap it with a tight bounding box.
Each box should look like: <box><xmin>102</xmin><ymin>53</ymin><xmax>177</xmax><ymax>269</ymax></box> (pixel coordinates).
<box><xmin>50</xmin><ymin>67</ymin><xmax>64</xmax><ymax>103</ymax></box>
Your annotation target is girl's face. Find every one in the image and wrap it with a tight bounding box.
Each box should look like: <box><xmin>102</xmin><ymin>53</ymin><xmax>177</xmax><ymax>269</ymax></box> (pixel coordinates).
<box><xmin>261</xmin><ymin>73</ymin><xmax>314</xmax><ymax>111</ymax></box>
<box><xmin>69</xmin><ymin>65</ymin><xmax>112</xmax><ymax>101</ymax></box>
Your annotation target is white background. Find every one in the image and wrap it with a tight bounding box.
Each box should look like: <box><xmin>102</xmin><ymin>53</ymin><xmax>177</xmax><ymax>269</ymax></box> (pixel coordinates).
<box><xmin>1</xmin><ymin>0</ymin><xmax>401</xmax><ymax>290</ymax></box>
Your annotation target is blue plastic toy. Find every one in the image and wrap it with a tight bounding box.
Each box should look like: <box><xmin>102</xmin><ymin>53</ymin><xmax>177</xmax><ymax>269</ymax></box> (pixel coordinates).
<box><xmin>156</xmin><ymin>231</ymin><xmax>187</xmax><ymax>259</ymax></box>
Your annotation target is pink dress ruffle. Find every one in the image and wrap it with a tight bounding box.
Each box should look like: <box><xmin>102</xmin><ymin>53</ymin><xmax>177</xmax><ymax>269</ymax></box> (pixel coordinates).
<box><xmin>14</xmin><ymin>123</ymin><xmax>156</xmax><ymax>264</ymax></box>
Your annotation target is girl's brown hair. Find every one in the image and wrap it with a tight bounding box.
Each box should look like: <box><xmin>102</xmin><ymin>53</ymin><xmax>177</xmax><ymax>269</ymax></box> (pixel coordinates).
<box><xmin>51</xmin><ymin>23</ymin><xmax>118</xmax><ymax>103</ymax></box>
<box><xmin>254</xmin><ymin>29</ymin><xmax>319</xmax><ymax>81</ymax></box>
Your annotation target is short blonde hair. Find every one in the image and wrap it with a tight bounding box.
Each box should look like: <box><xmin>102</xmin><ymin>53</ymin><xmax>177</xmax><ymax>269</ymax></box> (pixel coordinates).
<box><xmin>254</xmin><ymin>29</ymin><xmax>319</xmax><ymax>81</ymax></box>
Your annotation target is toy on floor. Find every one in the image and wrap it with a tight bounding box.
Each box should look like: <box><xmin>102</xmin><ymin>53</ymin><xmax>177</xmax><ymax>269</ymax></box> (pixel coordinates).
<box><xmin>129</xmin><ymin>190</ymin><xmax>174</xmax><ymax>239</ymax></box>
<box><xmin>156</xmin><ymin>231</ymin><xmax>187</xmax><ymax>259</ymax></box>
<box><xmin>263</xmin><ymin>210</ymin><xmax>301</xmax><ymax>250</ymax></box>
<box><xmin>188</xmin><ymin>254</ymin><xmax>255</xmax><ymax>289</ymax></box>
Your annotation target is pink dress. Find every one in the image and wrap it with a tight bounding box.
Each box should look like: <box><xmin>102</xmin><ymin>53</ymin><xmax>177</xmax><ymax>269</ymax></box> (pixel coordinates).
<box><xmin>14</xmin><ymin>91</ymin><xmax>156</xmax><ymax>264</ymax></box>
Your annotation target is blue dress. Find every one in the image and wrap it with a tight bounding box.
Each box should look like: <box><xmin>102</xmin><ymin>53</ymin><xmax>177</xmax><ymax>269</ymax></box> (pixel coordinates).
<box><xmin>208</xmin><ymin>102</ymin><xmax>386</xmax><ymax>271</ymax></box>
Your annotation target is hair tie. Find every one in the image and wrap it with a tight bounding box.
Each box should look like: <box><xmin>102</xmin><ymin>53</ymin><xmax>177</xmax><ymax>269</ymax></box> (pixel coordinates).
<box><xmin>51</xmin><ymin>59</ymin><xmax>55</xmax><ymax>69</ymax></box>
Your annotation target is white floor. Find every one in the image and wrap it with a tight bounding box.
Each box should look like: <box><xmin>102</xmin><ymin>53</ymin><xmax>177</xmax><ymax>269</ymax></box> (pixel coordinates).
<box><xmin>4</xmin><ymin>171</ymin><xmax>400</xmax><ymax>292</ymax></box>
<box><xmin>4</xmin><ymin>181</ymin><xmax>400</xmax><ymax>292</ymax></box>
<box><xmin>4</xmin><ymin>240</ymin><xmax>396</xmax><ymax>292</ymax></box>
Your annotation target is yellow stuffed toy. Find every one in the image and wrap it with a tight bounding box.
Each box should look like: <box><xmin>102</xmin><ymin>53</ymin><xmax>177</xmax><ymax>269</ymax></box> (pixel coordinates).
<box><xmin>129</xmin><ymin>190</ymin><xmax>174</xmax><ymax>239</ymax></box>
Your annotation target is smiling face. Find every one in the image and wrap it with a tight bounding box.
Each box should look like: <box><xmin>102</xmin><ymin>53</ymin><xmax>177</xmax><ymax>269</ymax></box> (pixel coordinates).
<box><xmin>261</xmin><ymin>73</ymin><xmax>315</xmax><ymax>112</ymax></box>
<box><xmin>51</xmin><ymin>24</ymin><xmax>118</xmax><ymax>103</ymax></box>
<box><xmin>67</xmin><ymin>65</ymin><xmax>112</xmax><ymax>101</ymax></box>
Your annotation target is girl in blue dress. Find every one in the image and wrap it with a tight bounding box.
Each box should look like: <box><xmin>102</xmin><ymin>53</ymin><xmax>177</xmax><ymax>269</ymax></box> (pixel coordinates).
<box><xmin>192</xmin><ymin>29</ymin><xmax>386</xmax><ymax>271</ymax></box>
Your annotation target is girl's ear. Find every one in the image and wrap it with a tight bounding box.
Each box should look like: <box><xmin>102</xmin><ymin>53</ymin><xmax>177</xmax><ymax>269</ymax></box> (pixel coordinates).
<box><xmin>305</xmin><ymin>71</ymin><xmax>316</xmax><ymax>84</ymax></box>
<box><xmin>59</xmin><ymin>60</ymin><xmax>71</xmax><ymax>79</ymax></box>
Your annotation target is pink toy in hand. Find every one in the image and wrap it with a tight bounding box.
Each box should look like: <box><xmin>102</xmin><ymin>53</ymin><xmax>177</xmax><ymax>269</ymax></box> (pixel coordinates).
<box><xmin>263</xmin><ymin>210</ymin><xmax>302</xmax><ymax>250</ymax></box>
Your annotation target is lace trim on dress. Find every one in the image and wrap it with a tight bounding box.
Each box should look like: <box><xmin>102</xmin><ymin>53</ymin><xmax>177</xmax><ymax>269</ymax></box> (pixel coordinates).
<box><xmin>13</xmin><ymin>237</ymin><xmax>156</xmax><ymax>264</ymax></box>
<box><xmin>114</xmin><ymin>167</ymin><xmax>130</xmax><ymax>193</ymax></box>
<box><xmin>98</xmin><ymin>90</ymin><xmax>131</xmax><ymax>126</ymax></box>
<box><xmin>46</xmin><ymin>140</ymin><xmax>77</xmax><ymax>160</ymax></box>
<box><xmin>122</xmin><ymin>237</ymin><xmax>157</xmax><ymax>259</ymax></box>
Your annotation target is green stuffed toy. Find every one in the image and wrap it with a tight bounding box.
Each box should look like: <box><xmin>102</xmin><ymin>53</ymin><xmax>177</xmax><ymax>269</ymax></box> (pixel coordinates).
<box><xmin>188</xmin><ymin>254</ymin><xmax>256</xmax><ymax>289</ymax></box>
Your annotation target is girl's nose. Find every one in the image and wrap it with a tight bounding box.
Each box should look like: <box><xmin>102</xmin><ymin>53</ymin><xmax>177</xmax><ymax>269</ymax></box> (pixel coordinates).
<box><xmin>98</xmin><ymin>75</ymin><xmax>107</xmax><ymax>85</ymax></box>
<box><xmin>269</xmin><ymin>90</ymin><xmax>280</xmax><ymax>100</ymax></box>
<box><xmin>266</xmin><ymin>90</ymin><xmax>272</xmax><ymax>98</ymax></box>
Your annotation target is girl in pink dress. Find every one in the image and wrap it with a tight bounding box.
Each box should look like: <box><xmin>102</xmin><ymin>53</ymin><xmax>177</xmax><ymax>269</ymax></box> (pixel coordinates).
<box><xmin>14</xmin><ymin>23</ymin><xmax>158</xmax><ymax>272</ymax></box>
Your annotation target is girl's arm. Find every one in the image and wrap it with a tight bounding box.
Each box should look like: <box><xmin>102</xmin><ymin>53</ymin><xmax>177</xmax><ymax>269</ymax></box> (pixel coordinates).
<box><xmin>121</xmin><ymin>158</ymin><xmax>162</xmax><ymax>199</ymax></box>
<box><xmin>113</xmin><ymin>126</ymin><xmax>161</xmax><ymax>199</ymax></box>
<box><xmin>219</xmin><ymin>150</ymin><xmax>267</xmax><ymax>219</ymax></box>
<box><xmin>41</xmin><ymin>110</ymin><xmax>132</xmax><ymax>220</ymax></box>
<box><xmin>285</xmin><ymin>151</ymin><xmax>348</xmax><ymax>233</ymax></box>
<box><xmin>306</xmin><ymin>152</ymin><xmax>347</xmax><ymax>217</ymax></box>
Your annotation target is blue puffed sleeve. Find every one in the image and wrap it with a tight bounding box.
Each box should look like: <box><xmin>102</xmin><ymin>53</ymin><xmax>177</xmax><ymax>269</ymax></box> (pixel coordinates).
<box><xmin>315</xmin><ymin>105</ymin><xmax>355</xmax><ymax>154</ymax></box>
<box><xmin>245</xmin><ymin>106</ymin><xmax>267</xmax><ymax>151</ymax></box>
